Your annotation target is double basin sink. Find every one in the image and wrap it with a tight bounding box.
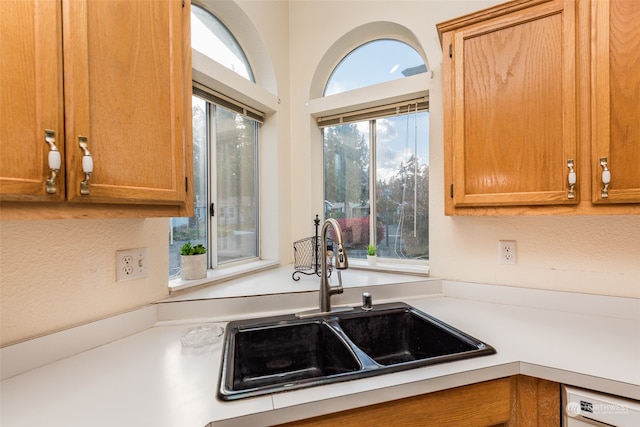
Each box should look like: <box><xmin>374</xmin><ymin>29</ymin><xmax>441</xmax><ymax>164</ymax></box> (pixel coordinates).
<box><xmin>218</xmin><ymin>302</ymin><xmax>496</xmax><ymax>400</ymax></box>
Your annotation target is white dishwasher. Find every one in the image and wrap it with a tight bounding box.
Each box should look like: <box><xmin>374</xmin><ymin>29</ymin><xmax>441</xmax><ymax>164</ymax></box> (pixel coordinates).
<box><xmin>563</xmin><ymin>385</ymin><xmax>640</xmax><ymax>427</ymax></box>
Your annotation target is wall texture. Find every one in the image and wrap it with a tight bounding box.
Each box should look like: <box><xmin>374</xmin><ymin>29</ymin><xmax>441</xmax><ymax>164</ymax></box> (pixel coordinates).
<box><xmin>0</xmin><ymin>219</ymin><xmax>169</xmax><ymax>346</ymax></box>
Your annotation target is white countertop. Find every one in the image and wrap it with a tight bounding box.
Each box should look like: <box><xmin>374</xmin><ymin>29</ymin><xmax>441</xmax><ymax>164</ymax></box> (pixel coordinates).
<box><xmin>1</xmin><ymin>270</ymin><xmax>639</xmax><ymax>427</ymax></box>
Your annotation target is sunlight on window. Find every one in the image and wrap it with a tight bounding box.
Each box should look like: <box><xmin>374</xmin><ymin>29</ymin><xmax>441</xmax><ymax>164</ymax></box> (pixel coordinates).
<box><xmin>324</xmin><ymin>39</ymin><xmax>426</xmax><ymax>96</ymax></box>
<box><xmin>191</xmin><ymin>4</ymin><xmax>254</xmax><ymax>82</ymax></box>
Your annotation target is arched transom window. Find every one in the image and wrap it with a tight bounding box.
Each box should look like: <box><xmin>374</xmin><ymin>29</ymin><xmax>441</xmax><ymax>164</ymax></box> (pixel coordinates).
<box><xmin>324</xmin><ymin>39</ymin><xmax>426</xmax><ymax>96</ymax></box>
<box><xmin>190</xmin><ymin>4</ymin><xmax>254</xmax><ymax>82</ymax></box>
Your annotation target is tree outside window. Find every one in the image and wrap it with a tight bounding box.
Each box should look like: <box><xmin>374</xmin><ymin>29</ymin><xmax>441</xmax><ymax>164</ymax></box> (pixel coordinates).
<box><xmin>323</xmin><ymin>112</ymin><xmax>429</xmax><ymax>261</ymax></box>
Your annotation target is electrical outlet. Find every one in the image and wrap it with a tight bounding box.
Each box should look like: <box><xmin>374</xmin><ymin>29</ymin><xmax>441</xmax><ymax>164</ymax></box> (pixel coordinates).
<box><xmin>498</xmin><ymin>240</ymin><xmax>516</xmax><ymax>265</ymax></box>
<box><xmin>116</xmin><ymin>247</ymin><xmax>149</xmax><ymax>282</ymax></box>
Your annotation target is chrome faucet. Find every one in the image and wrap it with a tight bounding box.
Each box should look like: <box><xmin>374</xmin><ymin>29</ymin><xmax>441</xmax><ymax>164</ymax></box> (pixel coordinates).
<box><xmin>319</xmin><ymin>218</ymin><xmax>349</xmax><ymax>313</ymax></box>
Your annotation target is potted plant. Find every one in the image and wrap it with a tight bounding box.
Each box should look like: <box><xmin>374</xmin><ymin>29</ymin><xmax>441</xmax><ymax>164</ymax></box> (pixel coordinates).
<box><xmin>366</xmin><ymin>243</ymin><xmax>377</xmax><ymax>266</ymax></box>
<box><xmin>180</xmin><ymin>241</ymin><xmax>207</xmax><ymax>280</ymax></box>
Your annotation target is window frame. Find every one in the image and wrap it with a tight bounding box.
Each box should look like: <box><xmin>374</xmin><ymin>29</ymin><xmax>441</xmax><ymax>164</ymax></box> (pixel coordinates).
<box><xmin>187</xmin><ymin>91</ymin><xmax>262</xmax><ymax>272</ymax></box>
<box><xmin>321</xmin><ymin>108</ymin><xmax>430</xmax><ymax>264</ymax></box>
<box><xmin>169</xmin><ymin>4</ymin><xmax>272</xmax><ymax>286</ymax></box>
<box><xmin>309</xmin><ymin>37</ymin><xmax>431</xmax><ymax>273</ymax></box>
<box><xmin>209</xmin><ymin>101</ymin><xmax>261</xmax><ymax>268</ymax></box>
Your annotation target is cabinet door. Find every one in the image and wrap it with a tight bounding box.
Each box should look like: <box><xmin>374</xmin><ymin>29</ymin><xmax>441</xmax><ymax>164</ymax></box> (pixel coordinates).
<box><xmin>450</xmin><ymin>0</ymin><xmax>577</xmax><ymax>207</ymax></box>
<box><xmin>278</xmin><ymin>377</ymin><xmax>514</xmax><ymax>427</ymax></box>
<box><xmin>0</xmin><ymin>0</ymin><xmax>65</xmax><ymax>201</ymax></box>
<box><xmin>591</xmin><ymin>0</ymin><xmax>640</xmax><ymax>203</ymax></box>
<box><xmin>62</xmin><ymin>0</ymin><xmax>188</xmax><ymax>205</ymax></box>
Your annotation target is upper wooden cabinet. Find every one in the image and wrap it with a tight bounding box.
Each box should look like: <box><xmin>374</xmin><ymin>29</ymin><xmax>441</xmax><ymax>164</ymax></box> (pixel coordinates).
<box><xmin>591</xmin><ymin>0</ymin><xmax>640</xmax><ymax>204</ymax></box>
<box><xmin>0</xmin><ymin>0</ymin><xmax>193</xmax><ymax>219</ymax></box>
<box><xmin>438</xmin><ymin>0</ymin><xmax>640</xmax><ymax>215</ymax></box>
<box><xmin>444</xmin><ymin>0</ymin><xmax>577</xmax><ymax>208</ymax></box>
<box><xmin>0</xmin><ymin>0</ymin><xmax>64</xmax><ymax>202</ymax></box>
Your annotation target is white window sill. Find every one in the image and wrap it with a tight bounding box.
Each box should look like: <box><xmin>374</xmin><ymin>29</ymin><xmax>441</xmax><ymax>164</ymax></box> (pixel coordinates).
<box><xmin>169</xmin><ymin>258</ymin><xmax>428</xmax><ymax>297</ymax></box>
<box><xmin>348</xmin><ymin>258</ymin><xmax>429</xmax><ymax>276</ymax></box>
<box><xmin>168</xmin><ymin>259</ymin><xmax>280</xmax><ymax>295</ymax></box>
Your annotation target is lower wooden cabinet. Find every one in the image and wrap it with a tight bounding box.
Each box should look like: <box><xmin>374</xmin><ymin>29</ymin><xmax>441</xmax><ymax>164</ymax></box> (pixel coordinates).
<box><xmin>511</xmin><ymin>375</ymin><xmax>561</xmax><ymax>427</ymax></box>
<box><xmin>277</xmin><ymin>375</ymin><xmax>559</xmax><ymax>427</ymax></box>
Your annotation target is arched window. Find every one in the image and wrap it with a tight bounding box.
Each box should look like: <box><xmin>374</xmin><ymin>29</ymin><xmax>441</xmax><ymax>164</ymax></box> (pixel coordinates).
<box><xmin>321</xmin><ymin>39</ymin><xmax>429</xmax><ymax>263</ymax></box>
<box><xmin>190</xmin><ymin>4</ymin><xmax>255</xmax><ymax>82</ymax></box>
<box><xmin>324</xmin><ymin>39</ymin><xmax>426</xmax><ymax>96</ymax></box>
<box><xmin>170</xmin><ymin>5</ymin><xmax>263</xmax><ymax>280</ymax></box>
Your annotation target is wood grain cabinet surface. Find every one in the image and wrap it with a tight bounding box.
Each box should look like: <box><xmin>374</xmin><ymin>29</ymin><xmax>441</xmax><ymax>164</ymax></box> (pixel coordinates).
<box><xmin>590</xmin><ymin>0</ymin><xmax>640</xmax><ymax>204</ymax></box>
<box><xmin>0</xmin><ymin>0</ymin><xmax>193</xmax><ymax>219</ymax></box>
<box><xmin>277</xmin><ymin>375</ymin><xmax>560</xmax><ymax>427</ymax></box>
<box><xmin>437</xmin><ymin>0</ymin><xmax>640</xmax><ymax>215</ymax></box>
<box><xmin>0</xmin><ymin>0</ymin><xmax>64</xmax><ymax>203</ymax></box>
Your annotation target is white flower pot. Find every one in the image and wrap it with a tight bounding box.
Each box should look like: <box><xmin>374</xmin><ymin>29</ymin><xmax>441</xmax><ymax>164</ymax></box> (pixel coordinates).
<box><xmin>180</xmin><ymin>254</ymin><xmax>207</xmax><ymax>280</ymax></box>
<box><xmin>367</xmin><ymin>255</ymin><xmax>377</xmax><ymax>266</ymax></box>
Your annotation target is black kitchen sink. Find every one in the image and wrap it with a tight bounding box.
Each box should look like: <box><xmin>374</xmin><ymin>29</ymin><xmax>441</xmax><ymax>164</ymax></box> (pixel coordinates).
<box><xmin>230</xmin><ymin>321</ymin><xmax>361</xmax><ymax>391</ymax></box>
<box><xmin>338</xmin><ymin>309</ymin><xmax>480</xmax><ymax>366</ymax></box>
<box><xmin>218</xmin><ymin>302</ymin><xmax>496</xmax><ymax>400</ymax></box>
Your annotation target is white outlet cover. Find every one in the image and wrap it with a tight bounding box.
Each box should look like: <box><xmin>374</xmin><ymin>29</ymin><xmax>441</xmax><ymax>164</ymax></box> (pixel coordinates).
<box><xmin>498</xmin><ymin>240</ymin><xmax>516</xmax><ymax>265</ymax></box>
<box><xmin>116</xmin><ymin>247</ymin><xmax>149</xmax><ymax>282</ymax></box>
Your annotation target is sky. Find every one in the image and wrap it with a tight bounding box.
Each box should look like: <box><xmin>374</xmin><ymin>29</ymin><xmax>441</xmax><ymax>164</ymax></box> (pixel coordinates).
<box><xmin>191</xmin><ymin>6</ymin><xmax>253</xmax><ymax>81</ymax></box>
<box><xmin>324</xmin><ymin>39</ymin><xmax>426</xmax><ymax>96</ymax></box>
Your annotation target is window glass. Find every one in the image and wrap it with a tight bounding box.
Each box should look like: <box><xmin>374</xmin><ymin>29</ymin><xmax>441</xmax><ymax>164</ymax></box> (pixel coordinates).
<box><xmin>324</xmin><ymin>39</ymin><xmax>426</xmax><ymax>96</ymax></box>
<box><xmin>169</xmin><ymin>97</ymin><xmax>259</xmax><ymax>278</ymax></box>
<box><xmin>323</xmin><ymin>112</ymin><xmax>429</xmax><ymax>261</ymax></box>
<box><xmin>375</xmin><ymin>112</ymin><xmax>429</xmax><ymax>260</ymax></box>
<box><xmin>190</xmin><ymin>4</ymin><xmax>254</xmax><ymax>82</ymax></box>
<box><xmin>324</xmin><ymin>122</ymin><xmax>370</xmax><ymax>254</ymax></box>
<box><xmin>215</xmin><ymin>107</ymin><xmax>259</xmax><ymax>263</ymax></box>
<box><xmin>323</xmin><ymin>38</ymin><xmax>429</xmax><ymax>262</ymax></box>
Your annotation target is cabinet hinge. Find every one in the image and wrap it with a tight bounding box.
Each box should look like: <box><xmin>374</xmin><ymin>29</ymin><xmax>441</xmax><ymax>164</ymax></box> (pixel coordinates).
<box><xmin>185</xmin><ymin>176</ymin><xmax>189</xmax><ymax>193</ymax></box>
<box><xmin>450</xmin><ymin>183</ymin><xmax>454</xmax><ymax>198</ymax></box>
<box><xmin>448</xmin><ymin>43</ymin><xmax>452</xmax><ymax>58</ymax></box>
<box><xmin>210</xmin><ymin>203</ymin><xmax>215</xmax><ymax>217</ymax></box>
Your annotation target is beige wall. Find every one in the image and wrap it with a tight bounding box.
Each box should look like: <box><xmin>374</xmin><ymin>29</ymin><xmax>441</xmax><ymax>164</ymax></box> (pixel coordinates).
<box><xmin>0</xmin><ymin>219</ymin><xmax>169</xmax><ymax>345</ymax></box>
<box><xmin>1</xmin><ymin>0</ymin><xmax>638</xmax><ymax>346</ymax></box>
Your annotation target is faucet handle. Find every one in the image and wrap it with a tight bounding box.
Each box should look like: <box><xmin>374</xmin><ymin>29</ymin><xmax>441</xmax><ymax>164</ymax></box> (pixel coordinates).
<box><xmin>330</xmin><ymin>270</ymin><xmax>344</xmax><ymax>297</ymax></box>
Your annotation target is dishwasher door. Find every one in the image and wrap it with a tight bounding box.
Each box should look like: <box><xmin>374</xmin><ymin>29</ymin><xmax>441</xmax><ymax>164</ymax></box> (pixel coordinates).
<box><xmin>563</xmin><ymin>385</ymin><xmax>640</xmax><ymax>427</ymax></box>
